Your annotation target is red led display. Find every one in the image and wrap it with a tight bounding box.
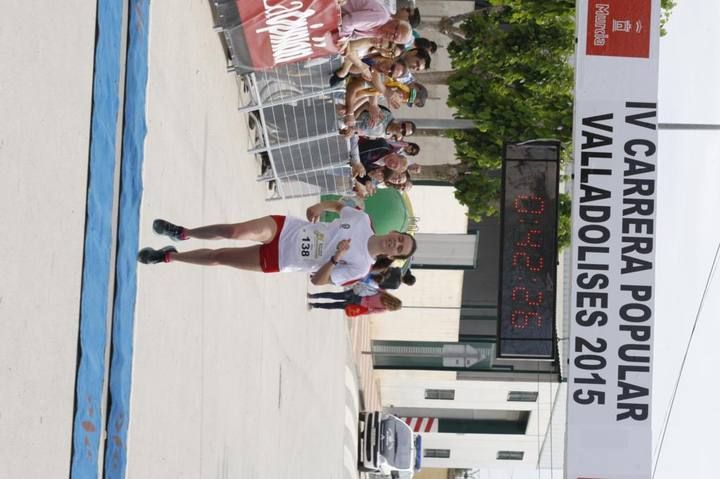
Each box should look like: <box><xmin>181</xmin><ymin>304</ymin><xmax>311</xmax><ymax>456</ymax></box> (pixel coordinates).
<box><xmin>513</xmin><ymin>195</ymin><xmax>546</xmax><ymax>215</ymax></box>
<box><xmin>497</xmin><ymin>143</ymin><xmax>560</xmax><ymax>359</ymax></box>
<box><xmin>511</xmin><ymin>287</ymin><xmax>544</xmax><ymax>307</ymax></box>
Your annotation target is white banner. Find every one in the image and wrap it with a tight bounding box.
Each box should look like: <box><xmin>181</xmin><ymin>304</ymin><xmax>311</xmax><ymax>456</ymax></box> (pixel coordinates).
<box><xmin>566</xmin><ymin>1</ymin><xmax>661</xmax><ymax>479</ymax></box>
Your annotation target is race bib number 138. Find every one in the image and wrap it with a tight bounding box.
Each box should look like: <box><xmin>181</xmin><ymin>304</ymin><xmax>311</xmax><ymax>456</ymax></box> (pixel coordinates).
<box><xmin>300</xmin><ymin>236</ymin><xmax>311</xmax><ymax>257</ymax></box>
<box><xmin>297</xmin><ymin>228</ymin><xmax>325</xmax><ymax>261</ymax></box>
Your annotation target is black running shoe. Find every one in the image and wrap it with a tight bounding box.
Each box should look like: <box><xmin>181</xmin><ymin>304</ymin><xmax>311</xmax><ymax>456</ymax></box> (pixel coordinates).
<box><xmin>153</xmin><ymin>219</ymin><xmax>187</xmax><ymax>241</ymax></box>
<box><xmin>137</xmin><ymin>246</ymin><xmax>177</xmax><ymax>264</ymax></box>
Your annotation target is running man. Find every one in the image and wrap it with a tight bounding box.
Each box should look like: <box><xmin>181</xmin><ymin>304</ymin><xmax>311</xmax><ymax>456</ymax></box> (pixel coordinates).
<box><xmin>137</xmin><ymin>200</ymin><xmax>417</xmax><ymax>286</ymax></box>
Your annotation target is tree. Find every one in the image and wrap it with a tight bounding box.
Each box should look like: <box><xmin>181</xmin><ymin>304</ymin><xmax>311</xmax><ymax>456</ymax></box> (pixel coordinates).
<box><xmin>440</xmin><ymin>0</ymin><xmax>576</xmax><ymax>246</ymax></box>
<box><xmin>660</xmin><ymin>0</ymin><xmax>676</xmax><ymax>36</ymax></box>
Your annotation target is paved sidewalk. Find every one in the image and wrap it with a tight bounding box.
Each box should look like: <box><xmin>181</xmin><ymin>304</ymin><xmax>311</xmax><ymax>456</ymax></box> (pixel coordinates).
<box><xmin>0</xmin><ymin>3</ymin><xmax>97</xmax><ymax>477</ymax></box>
<box><xmin>347</xmin><ymin>316</ymin><xmax>381</xmax><ymax>479</ymax></box>
<box><xmin>343</xmin><ymin>328</ymin><xmax>362</xmax><ymax>479</ymax></box>
<box><xmin>1</xmin><ymin>2</ymin><xmax>378</xmax><ymax>477</ymax></box>
<box><xmin>349</xmin><ymin>317</ymin><xmax>382</xmax><ymax>412</ymax></box>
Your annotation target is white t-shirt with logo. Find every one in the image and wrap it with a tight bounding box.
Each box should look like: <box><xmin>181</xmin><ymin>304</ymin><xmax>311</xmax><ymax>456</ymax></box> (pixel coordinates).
<box><xmin>278</xmin><ymin>207</ymin><xmax>375</xmax><ymax>285</ymax></box>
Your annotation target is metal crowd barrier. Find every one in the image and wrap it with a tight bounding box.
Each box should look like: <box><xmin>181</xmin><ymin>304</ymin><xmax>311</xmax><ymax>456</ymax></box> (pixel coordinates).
<box><xmin>209</xmin><ymin>0</ymin><xmax>355</xmax><ymax>201</ymax></box>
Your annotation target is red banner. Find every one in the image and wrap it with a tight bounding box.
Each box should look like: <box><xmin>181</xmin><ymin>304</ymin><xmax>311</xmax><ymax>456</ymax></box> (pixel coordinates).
<box><xmin>236</xmin><ymin>0</ymin><xmax>341</xmax><ymax>69</ymax></box>
<box><xmin>586</xmin><ymin>0</ymin><xmax>651</xmax><ymax>58</ymax></box>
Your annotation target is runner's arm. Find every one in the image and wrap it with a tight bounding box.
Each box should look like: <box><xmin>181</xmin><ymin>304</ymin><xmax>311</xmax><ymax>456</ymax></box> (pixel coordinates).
<box><xmin>306</xmin><ymin>200</ymin><xmax>346</xmax><ymax>223</ymax></box>
<box><xmin>310</xmin><ymin>239</ymin><xmax>351</xmax><ymax>285</ymax></box>
<box><xmin>310</xmin><ymin>258</ymin><xmax>335</xmax><ymax>285</ymax></box>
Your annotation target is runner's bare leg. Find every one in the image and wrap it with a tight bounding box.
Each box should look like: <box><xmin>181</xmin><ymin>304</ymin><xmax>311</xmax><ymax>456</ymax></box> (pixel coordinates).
<box><xmin>167</xmin><ymin>246</ymin><xmax>263</xmax><ymax>271</ymax></box>
<box><xmin>183</xmin><ymin>216</ymin><xmax>278</xmax><ymax>243</ymax></box>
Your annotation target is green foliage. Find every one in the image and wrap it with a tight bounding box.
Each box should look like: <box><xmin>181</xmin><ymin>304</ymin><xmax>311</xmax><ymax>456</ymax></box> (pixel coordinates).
<box><xmin>446</xmin><ymin>0</ymin><xmax>574</xmax><ymax>229</ymax></box>
<box><xmin>453</xmin><ymin>168</ymin><xmax>501</xmax><ymax>219</ymax></box>
<box><xmin>660</xmin><ymin>0</ymin><xmax>677</xmax><ymax>36</ymax></box>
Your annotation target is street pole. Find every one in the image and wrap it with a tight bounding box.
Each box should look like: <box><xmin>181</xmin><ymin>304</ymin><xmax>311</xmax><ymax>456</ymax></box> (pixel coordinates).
<box><xmin>400</xmin><ymin>305</ymin><xmax>462</xmax><ymax>310</ymax></box>
<box><xmin>658</xmin><ymin>123</ymin><xmax>720</xmax><ymax>130</ymax></box>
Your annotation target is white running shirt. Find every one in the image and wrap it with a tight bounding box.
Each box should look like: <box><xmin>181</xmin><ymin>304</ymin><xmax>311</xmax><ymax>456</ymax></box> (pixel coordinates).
<box><xmin>278</xmin><ymin>207</ymin><xmax>375</xmax><ymax>285</ymax></box>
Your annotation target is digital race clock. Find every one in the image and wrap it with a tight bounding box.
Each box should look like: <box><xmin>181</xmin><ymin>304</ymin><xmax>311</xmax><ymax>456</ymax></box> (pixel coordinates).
<box><xmin>497</xmin><ymin>142</ymin><xmax>560</xmax><ymax>359</ymax></box>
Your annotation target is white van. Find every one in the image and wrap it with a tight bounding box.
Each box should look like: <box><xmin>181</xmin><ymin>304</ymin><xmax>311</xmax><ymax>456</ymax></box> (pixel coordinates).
<box><xmin>358</xmin><ymin>411</ymin><xmax>422</xmax><ymax>477</ymax></box>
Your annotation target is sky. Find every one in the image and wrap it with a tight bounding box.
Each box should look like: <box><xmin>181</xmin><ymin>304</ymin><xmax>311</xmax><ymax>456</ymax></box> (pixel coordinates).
<box><xmin>651</xmin><ymin>0</ymin><xmax>720</xmax><ymax>477</ymax></box>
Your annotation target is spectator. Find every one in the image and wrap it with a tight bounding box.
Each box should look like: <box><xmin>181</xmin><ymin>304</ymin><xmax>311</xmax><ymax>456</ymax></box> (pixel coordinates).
<box><xmin>342</xmin><ymin>58</ymin><xmax>408</xmax><ymax>118</ymax></box>
<box><xmin>414</xmin><ymin>37</ymin><xmax>437</xmax><ymax>54</ymax></box>
<box><xmin>340</xmin><ymin>0</ymin><xmax>413</xmax><ymax>44</ymax></box>
<box><xmin>358</xmin><ymin>137</ymin><xmax>396</xmax><ymax>166</ymax></box>
<box><xmin>331</xmin><ymin>37</ymin><xmax>397</xmax><ymax>86</ymax></box>
<box><xmin>342</xmin><ymin>105</ymin><xmax>416</xmax><ymax>141</ymax></box>
<box><xmin>394</xmin><ymin>6</ymin><xmax>421</xmax><ymax>29</ymax></box>
<box><xmin>374</xmin><ymin>266</ymin><xmax>416</xmax><ymax>289</ymax></box>
<box><xmin>348</xmin><ymin>78</ymin><xmax>427</xmax><ymax>114</ymax></box>
<box><xmin>395</xmin><ymin>48</ymin><xmax>431</xmax><ymax>84</ymax></box>
<box><xmin>332</xmin><ymin>47</ymin><xmax>429</xmax><ymax>87</ymax></box>
<box><xmin>308</xmin><ymin>289</ymin><xmax>403</xmax><ymax>316</ymax></box>
<box><xmin>388</xmin><ymin>140</ymin><xmax>420</xmax><ymax>156</ymax></box>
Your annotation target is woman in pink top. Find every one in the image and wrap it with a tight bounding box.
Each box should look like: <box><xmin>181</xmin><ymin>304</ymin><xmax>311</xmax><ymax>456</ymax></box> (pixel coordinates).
<box><xmin>308</xmin><ymin>290</ymin><xmax>402</xmax><ymax>316</ymax></box>
<box><xmin>340</xmin><ymin>0</ymin><xmax>412</xmax><ymax>44</ymax></box>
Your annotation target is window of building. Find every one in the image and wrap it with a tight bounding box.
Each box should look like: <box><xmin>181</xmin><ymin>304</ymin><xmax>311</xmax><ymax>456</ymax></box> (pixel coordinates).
<box><xmin>425</xmin><ymin>389</ymin><xmax>455</xmax><ymax>400</ymax></box>
<box><xmin>438</xmin><ymin>411</ymin><xmax>529</xmax><ymax>435</ymax></box>
<box><xmin>507</xmin><ymin>391</ymin><xmax>539</xmax><ymax>402</ymax></box>
<box><xmin>497</xmin><ymin>451</ymin><xmax>524</xmax><ymax>461</ymax></box>
<box><xmin>424</xmin><ymin>449</ymin><xmax>451</xmax><ymax>459</ymax></box>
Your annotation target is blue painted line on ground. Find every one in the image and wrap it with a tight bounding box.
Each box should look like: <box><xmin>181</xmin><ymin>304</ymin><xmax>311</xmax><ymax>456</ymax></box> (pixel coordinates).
<box><xmin>71</xmin><ymin>1</ymin><xmax>125</xmax><ymax>477</ymax></box>
<box><xmin>104</xmin><ymin>0</ymin><xmax>150</xmax><ymax>477</ymax></box>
